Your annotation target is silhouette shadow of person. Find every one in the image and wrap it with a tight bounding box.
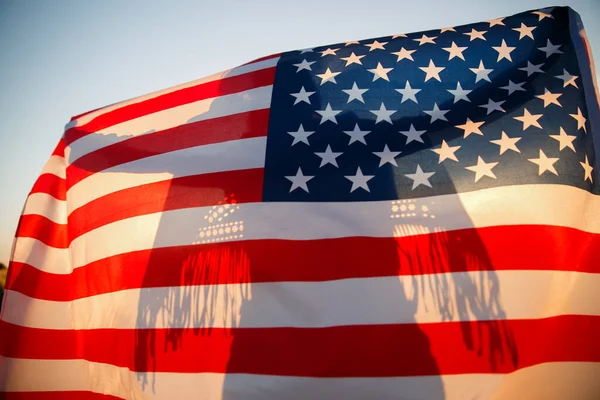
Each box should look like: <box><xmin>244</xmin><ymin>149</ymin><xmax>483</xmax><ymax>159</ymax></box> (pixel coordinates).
<box><xmin>121</xmin><ymin>32</ymin><xmax>520</xmax><ymax>399</ymax></box>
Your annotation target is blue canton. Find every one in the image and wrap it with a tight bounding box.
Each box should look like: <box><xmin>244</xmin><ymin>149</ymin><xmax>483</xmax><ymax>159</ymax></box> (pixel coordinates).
<box><xmin>262</xmin><ymin>6</ymin><xmax>599</xmax><ymax>202</ymax></box>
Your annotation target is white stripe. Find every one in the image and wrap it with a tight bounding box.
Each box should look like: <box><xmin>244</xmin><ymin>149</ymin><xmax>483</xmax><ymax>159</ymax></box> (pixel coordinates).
<box><xmin>66</xmin><ymin>56</ymin><xmax>279</xmax><ymax>129</ymax></box>
<box><xmin>22</xmin><ymin>193</ymin><xmax>67</xmax><ymax>224</ymax></box>
<box><xmin>13</xmin><ymin>184</ymin><xmax>600</xmax><ymax>274</ymax></box>
<box><xmin>66</xmin><ymin>85</ymin><xmax>272</xmax><ymax>164</ymax></box>
<box><xmin>40</xmin><ymin>155</ymin><xmax>66</xmax><ymax>179</ymax></box>
<box><xmin>12</xmin><ymin>238</ymin><xmax>69</xmax><ymax>273</ymax></box>
<box><xmin>67</xmin><ymin>184</ymin><xmax>599</xmax><ymax>271</ymax></box>
<box><xmin>66</xmin><ymin>136</ymin><xmax>267</xmax><ymax>213</ymax></box>
<box><xmin>2</xmin><ymin>358</ymin><xmax>599</xmax><ymax>400</ymax></box>
<box><xmin>3</xmin><ymin>270</ymin><xmax>598</xmax><ymax>330</ymax></box>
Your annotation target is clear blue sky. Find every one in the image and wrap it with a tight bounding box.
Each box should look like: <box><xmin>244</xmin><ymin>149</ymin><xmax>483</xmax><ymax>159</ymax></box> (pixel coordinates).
<box><xmin>1</xmin><ymin>0</ymin><xmax>599</xmax><ymax>265</ymax></box>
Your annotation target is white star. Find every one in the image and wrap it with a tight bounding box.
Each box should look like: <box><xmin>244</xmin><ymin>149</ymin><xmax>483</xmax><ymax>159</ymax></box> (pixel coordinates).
<box><xmin>364</xmin><ymin>40</ymin><xmax>388</xmax><ymax>51</ymax></box>
<box><xmin>344</xmin><ymin>123</ymin><xmax>371</xmax><ymax>145</ymax></box>
<box><xmin>432</xmin><ymin>140</ymin><xmax>460</xmax><ymax>163</ymax></box>
<box><xmin>287</xmin><ymin>124</ymin><xmax>314</xmax><ymax>146</ymax></box>
<box><xmin>285</xmin><ymin>167</ymin><xmax>314</xmax><ymax>193</ymax></box>
<box><xmin>443</xmin><ymin>42</ymin><xmax>467</xmax><ymax>61</ymax></box>
<box><xmin>391</xmin><ymin>47</ymin><xmax>416</xmax><ymax>62</ymax></box>
<box><xmin>513</xmin><ymin>23</ymin><xmax>536</xmax><ymax>40</ymax></box>
<box><xmin>345</xmin><ymin>41</ymin><xmax>360</xmax><ymax>46</ymax></box>
<box><xmin>479</xmin><ymin>98</ymin><xmax>505</xmax><ymax>115</ymax></box>
<box><xmin>314</xmin><ymin>145</ymin><xmax>343</xmax><ymax>167</ymax></box>
<box><xmin>487</xmin><ymin>17</ymin><xmax>505</xmax><ymax>27</ymax></box>
<box><xmin>514</xmin><ymin>109</ymin><xmax>543</xmax><ymax>130</ymax></box>
<box><xmin>345</xmin><ymin>167</ymin><xmax>375</xmax><ymax>193</ymax></box>
<box><xmin>570</xmin><ymin>107</ymin><xmax>587</xmax><ymax>133</ymax></box>
<box><xmin>316</xmin><ymin>103</ymin><xmax>342</xmax><ymax>124</ymax></box>
<box><xmin>500</xmin><ymin>80</ymin><xmax>526</xmax><ymax>95</ymax></box>
<box><xmin>465</xmin><ymin>156</ymin><xmax>498</xmax><ymax>182</ymax></box>
<box><xmin>440</xmin><ymin>26</ymin><xmax>456</xmax><ymax>33</ymax></box>
<box><xmin>400</xmin><ymin>124</ymin><xmax>427</xmax><ymax>144</ymax></box>
<box><xmin>555</xmin><ymin>69</ymin><xmax>579</xmax><ymax>88</ymax></box>
<box><xmin>413</xmin><ymin>34</ymin><xmax>437</xmax><ymax>46</ymax></box>
<box><xmin>316</xmin><ymin>68</ymin><xmax>341</xmax><ymax>85</ymax></box>
<box><xmin>536</xmin><ymin>89</ymin><xmax>562</xmax><ymax>108</ymax></box>
<box><xmin>424</xmin><ymin>103</ymin><xmax>449</xmax><ymax>123</ymax></box>
<box><xmin>538</xmin><ymin>39</ymin><xmax>563</xmax><ymax>57</ymax></box>
<box><xmin>519</xmin><ymin>61</ymin><xmax>544</xmax><ymax>76</ymax></box>
<box><xmin>340</xmin><ymin>52</ymin><xmax>365</xmax><ymax>66</ymax></box>
<box><xmin>299</xmin><ymin>48</ymin><xmax>314</xmax><ymax>54</ymax></box>
<box><xmin>463</xmin><ymin>28</ymin><xmax>487</xmax><ymax>41</ymax></box>
<box><xmin>492</xmin><ymin>39</ymin><xmax>516</xmax><ymax>62</ymax></box>
<box><xmin>370</xmin><ymin>103</ymin><xmax>397</xmax><ymax>124</ymax></box>
<box><xmin>532</xmin><ymin>10</ymin><xmax>554</xmax><ymax>21</ymax></box>
<box><xmin>320</xmin><ymin>47</ymin><xmax>339</xmax><ymax>57</ymax></box>
<box><xmin>490</xmin><ymin>131</ymin><xmax>521</xmax><ymax>154</ymax></box>
<box><xmin>373</xmin><ymin>144</ymin><xmax>401</xmax><ymax>167</ymax></box>
<box><xmin>470</xmin><ymin>61</ymin><xmax>493</xmax><ymax>83</ymax></box>
<box><xmin>395</xmin><ymin>81</ymin><xmax>421</xmax><ymax>103</ymax></box>
<box><xmin>581</xmin><ymin>155</ymin><xmax>594</xmax><ymax>183</ymax></box>
<box><xmin>368</xmin><ymin>62</ymin><xmax>393</xmax><ymax>82</ymax></box>
<box><xmin>456</xmin><ymin>118</ymin><xmax>484</xmax><ymax>138</ymax></box>
<box><xmin>448</xmin><ymin>82</ymin><xmax>471</xmax><ymax>103</ymax></box>
<box><xmin>290</xmin><ymin>86</ymin><xmax>315</xmax><ymax>105</ymax></box>
<box><xmin>528</xmin><ymin>149</ymin><xmax>559</xmax><ymax>176</ymax></box>
<box><xmin>342</xmin><ymin>82</ymin><xmax>368</xmax><ymax>103</ymax></box>
<box><xmin>419</xmin><ymin>60</ymin><xmax>445</xmax><ymax>82</ymax></box>
<box><xmin>293</xmin><ymin>59</ymin><xmax>316</xmax><ymax>72</ymax></box>
<box><xmin>550</xmin><ymin>127</ymin><xmax>576</xmax><ymax>152</ymax></box>
<box><xmin>392</xmin><ymin>33</ymin><xmax>407</xmax><ymax>39</ymax></box>
<box><xmin>405</xmin><ymin>165</ymin><xmax>435</xmax><ymax>189</ymax></box>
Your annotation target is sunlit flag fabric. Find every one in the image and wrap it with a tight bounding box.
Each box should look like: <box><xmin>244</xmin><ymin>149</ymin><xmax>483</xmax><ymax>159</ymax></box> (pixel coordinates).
<box><xmin>2</xmin><ymin>5</ymin><xmax>600</xmax><ymax>399</ymax></box>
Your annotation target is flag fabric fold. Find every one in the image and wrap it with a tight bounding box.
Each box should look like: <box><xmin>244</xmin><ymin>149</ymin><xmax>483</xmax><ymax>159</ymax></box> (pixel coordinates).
<box><xmin>2</xmin><ymin>6</ymin><xmax>600</xmax><ymax>400</ymax></box>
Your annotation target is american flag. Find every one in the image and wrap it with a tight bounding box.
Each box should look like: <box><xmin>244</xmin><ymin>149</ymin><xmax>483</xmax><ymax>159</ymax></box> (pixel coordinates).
<box><xmin>2</xmin><ymin>5</ymin><xmax>600</xmax><ymax>399</ymax></box>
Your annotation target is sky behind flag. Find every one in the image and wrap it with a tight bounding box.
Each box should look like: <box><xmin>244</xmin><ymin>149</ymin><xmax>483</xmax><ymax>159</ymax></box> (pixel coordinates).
<box><xmin>0</xmin><ymin>0</ymin><xmax>599</xmax><ymax>265</ymax></box>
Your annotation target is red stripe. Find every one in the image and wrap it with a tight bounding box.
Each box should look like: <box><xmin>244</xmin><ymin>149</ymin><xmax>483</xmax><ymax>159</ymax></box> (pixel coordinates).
<box><xmin>7</xmin><ymin>225</ymin><xmax>599</xmax><ymax>301</ymax></box>
<box><xmin>64</xmin><ymin>67</ymin><xmax>276</xmax><ymax>145</ymax></box>
<box><xmin>52</xmin><ymin>140</ymin><xmax>66</xmax><ymax>158</ymax></box>
<box><xmin>0</xmin><ymin>392</ymin><xmax>121</xmax><ymax>400</ymax></box>
<box><xmin>1</xmin><ymin>315</ymin><xmax>598</xmax><ymax>376</ymax></box>
<box><xmin>15</xmin><ymin>215</ymin><xmax>67</xmax><ymax>249</ymax></box>
<box><xmin>66</xmin><ymin>109</ymin><xmax>270</xmax><ymax>189</ymax></box>
<box><xmin>30</xmin><ymin>174</ymin><xmax>66</xmax><ymax>201</ymax></box>
<box><xmin>70</xmin><ymin>105</ymin><xmax>107</xmax><ymax>122</ymax></box>
<box><xmin>67</xmin><ymin>168</ymin><xmax>264</xmax><ymax>240</ymax></box>
<box><xmin>67</xmin><ymin>58</ymin><xmax>278</xmax><ymax>124</ymax></box>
